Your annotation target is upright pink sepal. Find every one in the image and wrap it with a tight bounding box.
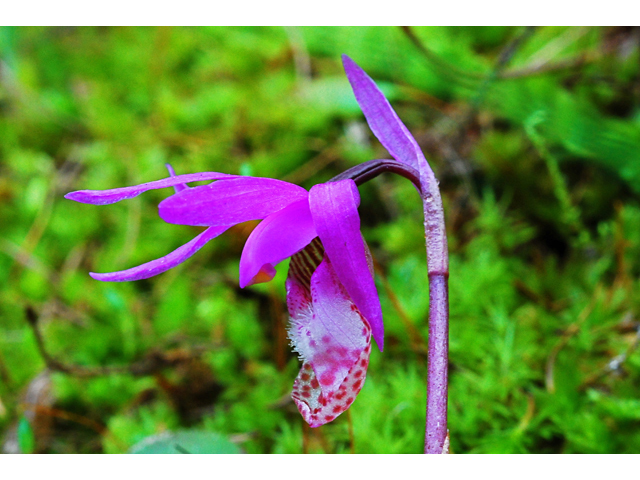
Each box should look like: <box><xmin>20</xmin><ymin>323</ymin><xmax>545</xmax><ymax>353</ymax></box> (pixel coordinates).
<box><xmin>342</xmin><ymin>54</ymin><xmax>427</xmax><ymax>171</ymax></box>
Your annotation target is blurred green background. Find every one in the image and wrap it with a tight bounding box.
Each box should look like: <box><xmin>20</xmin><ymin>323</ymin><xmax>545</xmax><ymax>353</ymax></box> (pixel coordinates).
<box><xmin>2</xmin><ymin>26</ymin><xmax>640</xmax><ymax>454</ymax></box>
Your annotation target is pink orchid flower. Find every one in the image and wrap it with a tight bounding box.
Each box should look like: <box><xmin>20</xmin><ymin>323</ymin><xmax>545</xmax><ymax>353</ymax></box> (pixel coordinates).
<box><xmin>65</xmin><ymin>54</ymin><xmax>443</xmax><ymax>432</ymax></box>
<box><xmin>66</xmin><ymin>166</ymin><xmax>383</xmax><ymax>427</ymax></box>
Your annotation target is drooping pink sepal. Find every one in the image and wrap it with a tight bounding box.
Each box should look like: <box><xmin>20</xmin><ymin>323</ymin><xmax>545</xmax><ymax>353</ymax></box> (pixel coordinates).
<box><xmin>89</xmin><ymin>225</ymin><xmax>229</xmax><ymax>282</ymax></box>
<box><xmin>309</xmin><ymin>179</ymin><xmax>384</xmax><ymax>351</ymax></box>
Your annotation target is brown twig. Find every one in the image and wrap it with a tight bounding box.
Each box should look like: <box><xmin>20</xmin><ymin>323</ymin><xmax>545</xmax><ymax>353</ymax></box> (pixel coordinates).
<box><xmin>284</xmin><ymin>26</ymin><xmax>312</xmax><ymax>84</ymax></box>
<box><xmin>23</xmin><ymin>403</ymin><xmax>129</xmax><ymax>453</ymax></box>
<box><xmin>500</xmin><ymin>52</ymin><xmax>597</xmax><ymax>79</ymax></box>
<box><xmin>25</xmin><ymin>305</ymin><xmax>221</xmax><ymax>378</ymax></box>
<box><xmin>24</xmin><ymin>403</ymin><xmax>105</xmax><ymax>435</ymax></box>
<box><xmin>515</xmin><ymin>394</ymin><xmax>536</xmax><ymax>433</ymax></box>
<box><xmin>301</xmin><ymin>418</ymin><xmax>331</xmax><ymax>453</ymax></box>
<box><xmin>0</xmin><ymin>348</ymin><xmax>13</xmax><ymax>386</ymax></box>
<box><xmin>346</xmin><ymin>409</ymin><xmax>355</xmax><ymax>454</ymax></box>
<box><xmin>269</xmin><ymin>285</ymin><xmax>288</xmax><ymax>371</ymax></box>
<box><xmin>375</xmin><ymin>265</ymin><xmax>428</xmax><ymax>356</ymax></box>
<box><xmin>282</xmin><ymin>145</ymin><xmax>341</xmax><ymax>185</ymax></box>
<box><xmin>401</xmin><ymin>26</ymin><xmax>599</xmax><ymax>83</ymax></box>
<box><xmin>545</xmin><ymin>292</ymin><xmax>598</xmax><ymax>393</ymax></box>
<box><xmin>579</xmin><ymin>314</ymin><xmax>640</xmax><ymax>391</ymax></box>
<box><xmin>399</xmin><ymin>27</ymin><xmax>484</xmax><ymax>87</ymax></box>
<box><xmin>444</xmin><ymin>27</ymin><xmax>536</xmax><ymax>203</ymax></box>
<box><xmin>302</xmin><ymin>420</ymin><xmax>309</xmax><ymax>454</ymax></box>
<box><xmin>469</xmin><ymin>27</ymin><xmax>537</xmax><ymax>110</ymax></box>
<box><xmin>1</xmin><ymin>238</ymin><xmax>53</xmax><ymax>279</ymax></box>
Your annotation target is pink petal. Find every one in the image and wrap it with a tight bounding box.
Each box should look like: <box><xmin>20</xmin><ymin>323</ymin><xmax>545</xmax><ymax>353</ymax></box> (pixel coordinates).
<box><xmin>288</xmin><ymin>255</ymin><xmax>371</xmax><ymax>427</ymax></box>
<box><xmin>89</xmin><ymin>225</ymin><xmax>228</xmax><ymax>281</ymax></box>
<box><xmin>239</xmin><ymin>198</ymin><xmax>317</xmax><ymax>288</ymax></box>
<box><xmin>309</xmin><ymin>179</ymin><xmax>384</xmax><ymax>351</ymax></box>
<box><xmin>158</xmin><ymin>177</ymin><xmax>309</xmax><ymax>227</ymax></box>
<box><xmin>342</xmin><ymin>54</ymin><xmax>426</xmax><ymax>171</ymax></box>
<box><xmin>65</xmin><ymin>172</ymin><xmax>237</xmax><ymax>205</ymax></box>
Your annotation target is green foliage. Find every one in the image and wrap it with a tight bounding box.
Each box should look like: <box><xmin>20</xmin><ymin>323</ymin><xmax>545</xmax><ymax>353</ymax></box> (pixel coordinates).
<box><xmin>2</xmin><ymin>26</ymin><xmax>640</xmax><ymax>453</ymax></box>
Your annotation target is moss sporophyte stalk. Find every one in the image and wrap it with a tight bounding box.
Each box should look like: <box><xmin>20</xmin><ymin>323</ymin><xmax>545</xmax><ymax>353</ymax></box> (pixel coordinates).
<box><xmin>65</xmin><ymin>55</ymin><xmax>450</xmax><ymax>454</ymax></box>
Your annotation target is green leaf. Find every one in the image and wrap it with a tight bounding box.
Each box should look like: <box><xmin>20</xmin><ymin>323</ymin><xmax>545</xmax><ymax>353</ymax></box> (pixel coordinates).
<box><xmin>17</xmin><ymin>417</ymin><xmax>36</xmax><ymax>454</ymax></box>
<box><xmin>129</xmin><ymin>430</ymin><xmax>242</xmax><ymax>454</ymax></box>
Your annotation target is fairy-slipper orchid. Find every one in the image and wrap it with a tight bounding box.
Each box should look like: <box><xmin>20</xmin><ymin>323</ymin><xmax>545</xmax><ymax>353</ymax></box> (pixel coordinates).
<box><xmin>66</xmin><ymin>55</ymin><xmax>450</xmax><ymax>451</ymax></box>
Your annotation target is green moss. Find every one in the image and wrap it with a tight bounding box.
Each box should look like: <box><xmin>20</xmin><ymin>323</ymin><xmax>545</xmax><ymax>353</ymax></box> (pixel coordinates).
<box><xmin>2</xmin><ymin>26</ymin><xmax>640</xmax><ymax>453</ymax></box>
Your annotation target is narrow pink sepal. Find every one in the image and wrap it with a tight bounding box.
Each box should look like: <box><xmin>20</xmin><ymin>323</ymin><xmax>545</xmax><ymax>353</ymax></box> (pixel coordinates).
<box><xmin>342</xmin><ymin>54</ymin><xmax>428</xmax><ymax>172</ymax></box>
<box><xmin>65</xmin><ymin>172</ymin><xmax>236</xmax><ymax>205</ymax></box>
<box><xmin>158</xmin><ymin>177</ymin><xmax>309</xmax><ymax>227</ymax></box>
<box><xmin>309</xmin><ymin>179</ymin><xmax>384</xmax><ymax>351</ymax></box>
<box><xmin>89</xmin><ymin>225</ymin><xmax>228</xmax><ymax>281</ymax></box>
<box><xmin>239</xmin><ymin>198</ymin><xmax>317</xmax><ymax>288</ymax></box>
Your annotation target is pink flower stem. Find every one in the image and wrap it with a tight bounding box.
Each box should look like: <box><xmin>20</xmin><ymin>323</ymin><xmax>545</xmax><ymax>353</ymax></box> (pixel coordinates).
<box><xmin>334</xmin><ymin>158</ymin><xmax>450</xmax><ymax>454</ymax></box>
<box><xmin>425</xmin><ymin>273</ymin><xmax>448</xmax><ymax>453</ymax></box>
